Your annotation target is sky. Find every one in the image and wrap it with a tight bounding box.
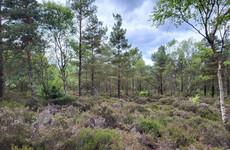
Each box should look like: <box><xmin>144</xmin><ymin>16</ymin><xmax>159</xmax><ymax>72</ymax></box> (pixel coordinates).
<box><xmin>38</xmin><ymin>0</ymin><xmax>203</xmax><ymax>65</ymax></box>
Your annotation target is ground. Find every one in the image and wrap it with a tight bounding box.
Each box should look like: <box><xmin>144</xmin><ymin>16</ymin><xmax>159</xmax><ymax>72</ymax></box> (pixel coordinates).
<box><xmin>0</xmin><ymin>93</ymin><xmax>230</xmax><ymax>150</ymax></box>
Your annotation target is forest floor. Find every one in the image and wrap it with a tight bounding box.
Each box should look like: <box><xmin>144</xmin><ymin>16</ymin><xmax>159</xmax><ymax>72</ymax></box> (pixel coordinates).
<box><xmin>1</xmin><ymin>93</ymin><xmax>230</xmax><ymax>150</ymax></box>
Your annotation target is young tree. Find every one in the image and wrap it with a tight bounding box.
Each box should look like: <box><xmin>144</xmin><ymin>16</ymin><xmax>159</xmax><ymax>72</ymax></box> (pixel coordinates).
<box><xmin>151</xmin><ymin>0</ymin><xmax>230</xmax><ymax>123</ymax></box>
<box><xmin>70</xmin><ymin>0</ymin><xmax>96</xmax><ymax>97</ymax></box>
<box><xmin>83</xmin><ymin>14</ymin><xmax>107</xmax><ymax>96</ymax></box>
<box><xmin>42</xmin><ymin>2</ymin><xmax>74</xmax><ymax>95</ymax></box>
<box><xmin>151</xmin><ymin>46</ymin><xmax>168</xmax><ymax>95</ymax></box>
<box><xmin>110</xmin><ymin>14</ymin><xmax>131</xmax><ymax>98</ymax></box>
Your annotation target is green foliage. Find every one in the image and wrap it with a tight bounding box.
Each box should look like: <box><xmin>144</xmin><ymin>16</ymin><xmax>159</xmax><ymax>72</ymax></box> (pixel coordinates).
<box><xmin>74</xmin><ymin>128</ymin><xmax>124</xmax><ymax>150</ymax></box>
<box><xmin>11</xmin><ymin>145</ymin><xmax>34</xmax><ymax>150</ymax></box>
<box><xmin>124</xmin><ymin>115</ymin><xmax>133</xmax><ymax>124</ymax></box>
<box><xmin>139</xmin><ymin>91</ymin><xmax>149</xmax><ymax>97</ymax></box>
<box><xmin>137</xmin><ymin>118</ymin><xmax>160</xmax><ymax>136</ymax></box>
<box><xmin>189</xmin><ymin>94</ymin><xmax>200</xmax><ymax>105</ymax></box>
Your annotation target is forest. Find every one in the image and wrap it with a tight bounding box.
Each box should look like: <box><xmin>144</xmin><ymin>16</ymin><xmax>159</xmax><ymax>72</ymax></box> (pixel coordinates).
<box><xmin>0</xmin><ymin>0</ymin><xmax>230</xmax><ymax>149</ymax></box>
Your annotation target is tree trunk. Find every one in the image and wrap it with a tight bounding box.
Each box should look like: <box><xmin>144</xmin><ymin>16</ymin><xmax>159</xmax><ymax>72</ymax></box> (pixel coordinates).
<box><xmin>132</xmin><ymin>77</ymin><xmax>134</xmax><ymax>95</ymax></box>
<box><xmin>109</xmin><ymin>74</ymin><xmax>111</xmax><ymax>98</ymax></box>
<box><xmin>85</xmin><ymin>68</ymin><xmax>88</xmax><ymax>95</ymax></box>
<box><xmin>78</xmin><ymin>16</ymin><xmax>82</xmax><ymax>97</ymax></box>
<box><xmin>160</xmin><ymin>72</ymin><xmax>163</xmax><ymax>95</ymax></box>
<box><xmin>180</xmin><ymin>72</ymin><xmax>183</xmax><ymax>93</ymax></box>
<box><xmin>227</xmin><ymin>68</ymin><xmax>230</xmax><ymax>96</ymax></box>
<box><xmin>212</xmin><ymin>78</ymin><xmax>215</xmax><ymax>97</ymax></box>
<box><xmin>91</xmin><ymin>48</ymin><xmax>95</xmax><ymax>96</ymax></box>
<box><xmin>0</xmin><ymin>4</ymin><xmax>4</xmax><ymax>98</ymax></box>
<box><xmin>204</xmin><ymin>81</ymin><xmax>206</xmax><ymax>96</ymax></box>
<box><xmin>217</xmin><ymin>58</ymin><xmax>227</xmax><ymax>123</ymax></box>
<box><xmin>118</xmin><ymin>50</ymin><xmax>121</xmax><ymax>98</ymax></box>
<box><xmin>27</xmin><ymin>50</ymin><xmax>34</xmax><ymax>97</ymax></box>
<box><xmin>63</xmin><ymin>78</ymin><xmax>67</xmax><ymax>95</ymax></box>
<box><xmin>188</xmin><ymin>75</ymin><xmax>191</xmax><ymax>95</ymax></box>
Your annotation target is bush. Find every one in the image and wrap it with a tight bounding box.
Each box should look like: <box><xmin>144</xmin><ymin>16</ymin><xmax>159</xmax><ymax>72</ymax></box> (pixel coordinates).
<box><xmin>93</xmin><ymin>105</ymin><xmax>117</xmax><ymax>128</ymax></box>
<box><xmin>159</xmin><ymin>98</ymin><xmax>174</xmax><ymax>105</ymax></box>
<box><xmin>139</xmin><ymin>91</ymin><xmax>150</xmax><ymax>97</ymax></box>
<box><xmin>49</xmin><ymin>96</ymin><xmax>77</xmax><ymax>105</ymax></box>
<box><xmin>65</xmin><ymin>128</ymin><xmax>124</xmax><ymax>150</ymax></box>
<box><xmin>189</xmin><ymin>94</ymin><xmax>200</xmax><ymax>105</ymax></box>
<box><xmin>1</xmin><ymin>101</ymin><xmax>25</xmax><ymax>109</ymax></box>
<box><xmin>165</xmin><ymin>124</ymin><xmax>191</xmax><ymax>148</ymax></box>
<box><xmin>11</xmin><ymin>145</ymin><xmax>34</xmax><ymax>150</ymax></box>
<box><xmin>197</xmin><ymin>107</ymin><xmax>221</xmax><ymax>121</ymax></box>
<box><xmin>137</xmin><ymin>118</ymin><xmax>160</xmax><ymax>137</ymax></box>
<box><xmin>41</xmin><ymin>86</ymin><xmax>63</xmax><ymax>99</ymax></box>
<box><xmin>124</xmin><ymin>115</ymin><xmax>133</xmax><ymax>124</ymax></box>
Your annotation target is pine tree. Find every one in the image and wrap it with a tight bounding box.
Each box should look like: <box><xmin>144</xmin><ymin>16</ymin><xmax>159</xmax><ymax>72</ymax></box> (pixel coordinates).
<box><xmin>70</xmin><ymin>0</ymin><xmax>96</xmax><ymax>97</ymax></box>
<box><xmin>83</xmin><ymin>14</ymin><xmax>107</xmax><ymax>96</ymax></box>
<box><xmin>4</xmin><ymin>0</ymin><xmax>42</xmax><ymax>98</ymax></box>
<box><xmin>110</xmin><ymin>14</ymin><xmax>131</xmax><ymax>98</ymax></box>
<box><xmin>151</xmin><ymin>46</ymin><xmax>168</xmax><ymax>95</ymax></box>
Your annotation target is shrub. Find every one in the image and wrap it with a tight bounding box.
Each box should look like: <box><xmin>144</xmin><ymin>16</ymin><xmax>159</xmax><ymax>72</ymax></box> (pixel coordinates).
<box><xmin>11</xmin><ymin>145</ymin><xmax>34</xmax><ymax>150</ymax></box>
<box><xmin>41</xmin><ymin>85</ymin><xmax>64</xmax><ymax>99</ymax></box>
<box><xmin>139</xmin><ymin>91</ymin><xmax>150</xmax><ymax>97</ymax></box>
<box><xmin>159</xmin><ymin>98</ymin><xmax>174</xmax><ymax>105</ymax></box>
<box><xmin>65</xmin><ymin>128</ymin><xmax>124</xmax><ymax>150</ymax></box>
<box><xmin>137</xmin><ymin>118</ymin><xmax>160</xmax><ymax>137</ymax></box>
<box><xmin>1</xmin><ymin>101</ymin><xmax>25</xmax><ymax>109</ymax></box>
<box><xmin>49</xmin><ymin>96</ymin><xmax>77</xmax><ymax>105</ymax></box>
<box><xmin>224</xmin><ymin>122</ymin><xmax>230</xmax><ymax>132</ymax></box>
<box><xmin>148</xmin><ymin>103</ymin><xmax>159</xmax><ymax>110</ymax></box>
<box><xmin>198</xmin><ymin>123</ymin><xmax>230</xmax><ymax>147</ymax></box>
<box><xmin>189</xmin><ymin>94</ymin><xmax>200</xmax><ymax>105</ymax></box>
<box><xmin>197</xmin><ymin>107</ymin><xmax>221</xmax><ymax>121</ymax></box>
<box><xmin>165</xmin><ymin>124</ymin><xmax>191</xmax><ymax>148</ymax></box>
<box><xmin>93</xmin><ymin>105</ymin><xmax>117</xmax><ymax>128</ymax></box>
<box><xmin>124</xmin><ymin>115</ymin><xmax>133</xmax><ymax>124</ymax></box>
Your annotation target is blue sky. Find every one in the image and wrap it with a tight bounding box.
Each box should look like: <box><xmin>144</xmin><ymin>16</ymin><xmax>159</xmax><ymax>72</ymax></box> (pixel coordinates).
<box><xmin>38</xmin><ymin>0</ymin><xmax>203</xmax><ymax>65</ymax></box>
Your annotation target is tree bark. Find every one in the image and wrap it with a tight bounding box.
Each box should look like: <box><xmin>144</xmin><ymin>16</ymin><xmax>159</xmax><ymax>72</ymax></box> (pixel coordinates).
<box><xmin>227</xmin><ymin>68</ymin><xmax>230</xmax><ymax>96</ymax></box>
<box><xmin>78</xmin><ymin>15</ymin><xmax>82</xmax><ymax>97</ymax></box>
<box><xmin>188</xmin><ymin>75</ymin><xmax>191</xmax><ymax>95</ymax></box>
<box><xmin>109</xmin><ymin>73</ymin><xmax>111</xmax><ymax>98</ymax></box>
<box><xmin>85</xmin><ymin>67</ymin><xmax>88</xmax><ymax>95</ymax></box>
<box><xmin>180</xmin><ymin>70</ymin><xmax>183</xmax><ymax>93</ymax></box>
<box><xmin>118</xmin><ymin>50</ymin><xmax>121</xmax><ymax>98</ymax></box>
<box><xmin>217</xmin><ymin>58</ymin><xmax>227</xmax><ymax>123</ymax></box>
<box><xmin>0</xmin><ymin>3</ymin><xmax>4</xmax><ymax>98</ymax></box>
<box><xmin>91</xmin><ymin>48</ymin><xmax>95</xmax><ymax>96</ymax></box>
<box><xmin>132</xmin><ymin>77</ymin><xmax>134</xmax><ymax>95</ymax></box>
<box><xmin>160</xmin><ymin>72</ymin><xmax>163</xmax><ymax>95</ymax></box>
<box><xmin>204</xmin><ymin>81</ymin><xmax>206</xmax><ymax>96</ymax></box>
